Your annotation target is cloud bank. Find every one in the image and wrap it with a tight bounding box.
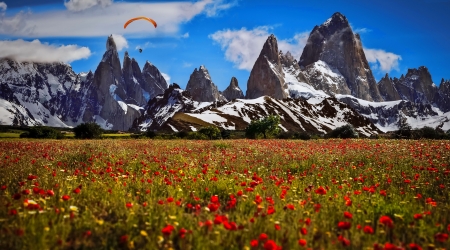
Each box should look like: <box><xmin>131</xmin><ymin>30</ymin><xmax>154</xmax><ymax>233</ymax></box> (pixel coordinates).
<box><xmin>364</xmin><ymin>48</ymin><xmax>402</xmax><ymax>72</ymax></box>
<box><xmin>0</xmin><ymin>0</ymin><xmax>236</xmax><ymax>38</ymax></box>
<box><xmin>210</xmin><ymin>26</ymin><xmax>309</xmax><ymax>71</ymax></box>
<box><xmin>0</xmin><ymin>39</ymin><xmax>91</xmax><ymax>63</ymax></box>
<box><xmin>64</xmin><ymin>0</ymin><xmax>113</xmax><ymax>12</ymax></box>
<box><xmin>0</xmin><ymin>2</ymin><xmax>6</xmax><ymax>11</ymax></box>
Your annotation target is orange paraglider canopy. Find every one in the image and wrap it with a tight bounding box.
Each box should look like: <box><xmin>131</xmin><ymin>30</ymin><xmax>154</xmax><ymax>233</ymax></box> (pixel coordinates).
<box><xmin>124</xmin><ymin>17</ymin><xmax>157</xmax><ymax>29</ymax></box>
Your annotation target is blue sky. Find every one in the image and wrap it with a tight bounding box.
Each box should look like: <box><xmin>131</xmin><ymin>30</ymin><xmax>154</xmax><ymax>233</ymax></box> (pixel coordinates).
<box><xmin>0</xmin><ymin>0</ymin><xmax>449</xmax><ymax>93</ymax></box>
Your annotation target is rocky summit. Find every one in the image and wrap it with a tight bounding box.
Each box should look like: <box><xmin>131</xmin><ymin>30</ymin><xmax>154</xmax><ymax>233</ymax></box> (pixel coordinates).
<box><xmin>246</xmin><ymin>34</ymin><xmax>289</xmax><ymax>100</ymax></box>
<box><xmin>222</xmin><ymin>77</ymin><xmax>244</xmax><ymax>100</ymax></box>
<box><xmin>185</xmin><ymin>65</ymin><xmax>226</xmax><ymax>102</ymax></box>
<box><xmin>299</xmin><ymin>12</ymin><xmax>383</xmax><ymax>102</ymax></box>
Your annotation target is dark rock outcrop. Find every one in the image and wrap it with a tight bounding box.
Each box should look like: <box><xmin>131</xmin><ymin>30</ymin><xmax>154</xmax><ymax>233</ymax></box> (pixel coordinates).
<box><xmin>377</xmin><ymin>73</ymin><xmax>401</xmax><ymax>101</ymax></box>
<box><xmin>185</xmin><ymin>65</ymin><xmax>226</xmax><ymax>102</ymax></box>
<box><xmin>435</xmin><ymin>79</ymin><xmax>450</xmax><ymax>112</ymax></box>
<box><xmin>222</xmin><ymin>77</ymin><xmax>244</xmax><ymax>100</ymax></box>
<box><xmin>391</xmin><ymin>66</ymin><xmax>438</xmax><ymax>104</ymax></box>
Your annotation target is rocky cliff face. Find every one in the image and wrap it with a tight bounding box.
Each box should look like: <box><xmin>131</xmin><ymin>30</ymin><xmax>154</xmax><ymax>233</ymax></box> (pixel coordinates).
<box><xmin>122</xmin><ymin>52</ymin><xmax>146</xmax><ymax>106</ymax></box>
<box><xmin>390</xmin><ymin>66</ymin><xmax>438</xmax><ymax>104</ymax></box>
<box><xmin>132</xmin><ymin>83</ymin><xmax>199</xmax><ymax>131</ymax></box>
<box><xmin>377</xmin><ymin>74</ymin><xmax>401</xmax><ymax>101</ymax></box>
<box><xmin>299</xmin><ymin>12</ymin><xmax>383</xmax><ymax>102</ymax></box>
<box><xmin>141</xmin><ymin>61</ymin><xmax>168</xmax><ymax>101</ymax></box>
<box><xmin>435</xmin><ymin>79</ymin><xmax>450</xmax><ymax>112</ymax></box>
<box><xmin>222</xmin><ymin>77</ymin><xmax>244</xmax><ymax>100</ymax></box>
<box><xmin>246</xmin><ymin>34</ymin><xmax>289</xmax><ymax>100</ymax></box>
<box><xmin>185</xmin><ymin>65</ymin><xmax>226</xmax><ymax>102</ymax></box>
<box><xmin>0</xmin><ymin>35</ymin><xmax>168</xmax><ymax>130</ymax></box>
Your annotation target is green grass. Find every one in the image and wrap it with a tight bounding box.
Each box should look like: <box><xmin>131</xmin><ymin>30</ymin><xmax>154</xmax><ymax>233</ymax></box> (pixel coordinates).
<box><xmin>0</xmin><ymin>132</ymin><xmax>21</xmax><ymax>138</ymax></box>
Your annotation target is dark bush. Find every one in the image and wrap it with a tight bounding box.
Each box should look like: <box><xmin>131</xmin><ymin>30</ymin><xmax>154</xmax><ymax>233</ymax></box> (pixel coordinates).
<box><xmin>146</xmin><ymin>130</ymin><xmax>157</xmax><ymax>138</ymax></box>
<box><xmin>176</xmin><ymin>130</ymin><xmax>189</xmax><ymax>139</ymax></box>
<box><xmin>20</xmin><ymin>126</ymin><xmax>64</xmax><ymax>139</ymax></box>
<box><xmin>73</xmin><ymin>123</ymin><xmax>102</xmax><ymax>139</ymax></box>
<box><xmin>413</xmin><ymin>126</ymin><xmax>439</xmax><ymax>139</ymax></box>
<box><xmin>221</xmin><ymin>129</ymin><xmax>231</xmax><ymax>139</ymax></box>
<box><xmin>325</xmin><ymin>124</ymin><xmax>359</xmax><ymax>139</ymax></box>
<box><xmin>186</xmin><ymin>132</ymin><xmax>208</xmax><ymax>140</ymax></box>
<box><xmin>293</xmin><ymin>131</ymin><xmax>311</xmax><ymax>140</ymax></box>
<box><xmin>276</xmin><ymin>131</ymin><xmax>294</xmax><ymax>139</ymax></box>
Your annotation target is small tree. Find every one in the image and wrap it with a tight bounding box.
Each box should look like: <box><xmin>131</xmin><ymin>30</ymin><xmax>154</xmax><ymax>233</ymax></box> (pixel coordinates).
<box><xmin>73</xmin><ymin>122</ymin><xmax>103</xmax><ymax>139</ymax></box>
<box><xmin>198</xmin><ymin>126</ymin><xmax>221</xmax><ymax>140</ymax></box>
<box><xmin>396</xmin><ymin>117</ymin><xmax>412</xmax><ymax>139</ymax></box>
<box><xmin>245</xmin><ymin>115</ymin><xmax>281</xmax><ymax>139</ymax></box>
<box><xmin>325</xmin><ymin>124</ymin><xmax>359</xmax><ymax>139</ymax></box>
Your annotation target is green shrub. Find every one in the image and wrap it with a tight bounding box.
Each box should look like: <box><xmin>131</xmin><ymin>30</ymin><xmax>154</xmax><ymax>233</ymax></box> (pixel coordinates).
<box><xmin>325</xmin><ymin>124</ymin><xmax>359</xmax><ymax>139</ymax></box>
<box><xmin>73</xmin><ymin>123</ymin><xmax>103</xmax><ymax>139</ymax></box>
<box><xmin>198</xmin><ymin>126</ymin><xmax>221</xmax><ymax>140</ymax></box>
<box><xmin>20</xmin><ymin>126</ymin><xmax>64</xmax><ymax>139</ymax></box>
<box><xmin>186</xmin><ymin>132</ymin><xmax>209</xmax><ymax>140</ymax></box>
<box><xmin>176</xmin><ymin>130</ymin><xmax>190</xmax><ymax>139</ymax></box>
<box><xmin>293</xmin><ymin>131</ymin><xmax>311</xmax><ymax>140</ymax></box>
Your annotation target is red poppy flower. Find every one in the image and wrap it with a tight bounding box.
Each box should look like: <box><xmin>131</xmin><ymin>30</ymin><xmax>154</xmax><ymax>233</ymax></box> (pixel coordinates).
<box><xmin>338</xmin><ymin>221</ymin><xmax>351</xmax><ymax>230</ymax></box>
<box><xmin>126</xmin><ymin>202</ymin><xmax>133</xmax><ymax>208</ymax></box>
<box><xmin>343</xmin><ymin>211</ymin><xmax>353</xmax><ymax>219</ymax></box>
<box><xmin>274</xmin><ymin>224</ymin><xmax>280</xmax><ymax>230</ymax></box>
<box><xmin>345</xmin><ymin>199</ymin><xmax>352</xmax><ymax>206</ymax></box>
<box><xmin>305</xmin><ymin>218</ymin><xmax>311</xmax><ymax>226</ymax></box>
<box><xmin>263</xmin><ymin>240</ymin><xmax>279</xmax><ymax>250</ymax></box>
<box><xmin>161</xmin><ymin>225</ymin><xmax>175</xmax><ymax>236</ymax></box>
<box><xmin>267</xmin><ymin>206</ymin><xmax>275</xmax><ymax>215</ymax></box>
<box><xmin>259</xmin><ymin>233</ymin><xmax>268</xmax><ymax>241</ymax></box>
<box><xmin>315</xmin><ymin>186</ymin><xmax>327</xmax><ymax>195</ymax></box>
<box><xmin>62</xmin><ymin>195</ymin><xmax>70</xmax><ymax>201</ymax></box>
<box><xmin>179</xmin><ymin>228</ymin><xmax>187</xmax><ymax>238</ymax></box>
<box><xmin>413</xmin><ymin>213</ymin><xmax>423</xmax><ymax>220</ymax></box>
<box><xmin>300</xmin><ymin>227</ymin><xmax>307</xmax><ymax>235</ymax></box>
<box><xmin>409</xmin><ymin>243</ymin><xmax>422</xmax><ymax>250</ymax></box>
<box><xmin>298</xmin><ymin>239</ymin><xmax>307</xmax><ymax>247</ymax></box>
<box><xmin>73</xmin><ymin>188</ymin><xmax>81</xmax><ymax>194</ymax></box>
<box><xmin>379</xmin><ymin>215</ymin><xmax>393</xmax><ymax>228</ymax></box>
<box><xmin>119</xmin><ymin>235</ymin><xmax>128</xmax><ymax>244</ymax></box>
<box><xmin>435</xmin><ymin>233</ymin><xmax>448</xmax><ymax>242</ymax></box>
<box><xmin>250</xmin><ymin>239</ymin><xmax>259</xmax><ymax>247</ymax></box>
<box><xmin>12</xmin><ymin>193</ymin><xmax>21</xmax><ymax>200</ymax></box>
<box><xmin>363</xmin><ymin>225</ymin><xmax>374</xmax><ymax>234</ymax></box>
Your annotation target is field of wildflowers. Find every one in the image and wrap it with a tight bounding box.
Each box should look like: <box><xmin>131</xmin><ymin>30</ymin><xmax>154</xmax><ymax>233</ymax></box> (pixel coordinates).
<box><xmin>0</xmin><ymin>139</ymin><xmax>449</xmax><ymax>250</ymax></box>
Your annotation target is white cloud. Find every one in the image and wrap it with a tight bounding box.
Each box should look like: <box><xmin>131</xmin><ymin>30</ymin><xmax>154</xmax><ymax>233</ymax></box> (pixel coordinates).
<box><xmin>111</xmin><ymin>34</ymin><xmax>128</xmax><ymax>51</ymax></box>
<box><xmin>0</xmin><ymin>0</ymin><xmax>236</xmax><ymax>38</ymax></box>
<box><xmin>210</xmin><ymin>26</ymin><xmax>309</xmax><ymax>71</ymax></box>
<box><xmin>181</xmin><ymin>32</ymin><xmax>189</xmax><ymax>38</ymax></box>
<box><xmin>364</xmin><ymin>48</ymin><xmax>402</xmax><ymax>72</ymax></box>
<box><xmin>354</xmin><ymin>28</ymin><xmax>371</xmax><ymax>34</ymax></box>
<box><xmin>182</xmin><ymin>62</ymin><xmax>192</xmax><ymax>68</ymax></box>
<box><xmin>161</xmin><ymin>72</ymin><xmax>171</xmax><ymax>84</ymax></box>
<box><xmin>0</xmin><ymin>39</ymin><xmax>91</xmax><ymax>63</ymax></box>
<box><xmin>204</xmin><ymin>0</ymin><xmax>238</xmax><ymax>17</ymax></box>
<box><xmin>64</xmin><ymin>0</ymin><xmax>113</xmax><ymax>12</ymax></box>
<box><xmin>0</xmin><ymin>2</ymin><xmax>7</xmax><ymax>11</ymax></box>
